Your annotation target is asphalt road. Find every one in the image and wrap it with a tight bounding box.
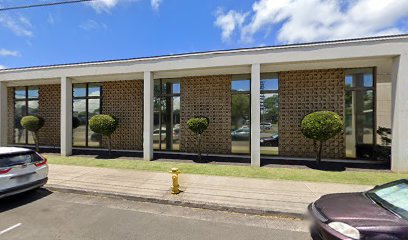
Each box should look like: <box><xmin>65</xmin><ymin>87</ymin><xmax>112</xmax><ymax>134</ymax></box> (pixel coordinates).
<box><xmin>0</xmin><ymin>189</ymin><xmax>312</xmax><ymax>240</ymax></box>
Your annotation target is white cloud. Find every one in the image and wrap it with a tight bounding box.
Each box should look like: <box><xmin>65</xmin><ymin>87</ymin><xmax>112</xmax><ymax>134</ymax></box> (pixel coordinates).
<box><xmin>151</xmin><ymin>0</ymin><xmax>162</xmax><ymax>11</ymax></box>
<box><xmin>86</xmin><ymin>0</ymin><xmax>143</xmax><ymax>12</ymax></box>
<box><xmin>0</xmin><ymin>48</ymin><xmax>20</xmax><ymax>57</ymax></box>
<box><xmin>215</xmin><ymin>0</ymin><xmax>408</xmax><ymax>44</ymax></box>
<box><xmin>80</xmin><ymin>19</ymin><xmax>108</xmax><ymax>31</ymax></box>
<box><xmin>0</xmin><ymin>14</ymin><xmax>33</xmax><ymax>37</ymax></box>
<box><xmin>87</xmin><ymin>0</ymin><xmax>119</xmax><ymax>12</ymax></box>
<box><xmin>215</xmin><ymin>9</ymin><xmax>248</xmax><ymax>42</ymax></box>
<box><xmin>0</xmin><ymin>65</ymin><xmax>6</xmax><ymax>69</ymax></box>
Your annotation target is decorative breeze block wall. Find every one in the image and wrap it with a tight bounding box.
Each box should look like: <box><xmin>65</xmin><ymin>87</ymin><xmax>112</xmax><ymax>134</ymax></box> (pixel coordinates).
<box><xmin>38</xmin><ymin>84</ymin><xmax>61</xmax><ymax>147</ymax></box>
<box><xmin>180</xmin><ymin>75</ymin><xmax>232</xmax><ymax>154</ymax></box>
<box><xmin>279</xmin><ymin>69</ymin><xmax>345</xmax><ymax>158</ymax></box>
<box><xmin>102</xmin><ymin>80</ymin><xmax>143</xmax><ymax>150</ymax></box>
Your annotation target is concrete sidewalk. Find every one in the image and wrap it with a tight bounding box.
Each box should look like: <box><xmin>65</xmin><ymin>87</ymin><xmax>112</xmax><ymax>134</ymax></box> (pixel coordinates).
<box><xmin>46</xmin><ymin>164</ymin><xmax>371</xmax><ymax>218</ymax></box>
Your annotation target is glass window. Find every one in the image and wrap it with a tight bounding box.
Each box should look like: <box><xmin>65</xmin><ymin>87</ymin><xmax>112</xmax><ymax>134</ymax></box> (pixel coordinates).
<box><xmin>15</xmin><ymin>87</ymin><xmax>26</xmax><ymax>99</ymax></box>
<box><xmin>345</xmin><ymin>68</ymin><xmax>375</xmax><ymax>159</ymax></box>
<box><xmin>73</xmin><ymin>83</ymin><xmax>102</xmax><ymax>148</ymax></box>
<box><xmin>231</xmin><ymin>75</ymin><xmax>250</xmax><ymax>154</ymax></box>
<box><xmin>13</xmin><ymin>86</ymin><xmax>39</xmax><ymax>145</ymax></box>
<box><xmin>88</xmin><ymin>83</ymin><xmax>101</xmax><ymax>97</ymax></box>
<box><xmin>73</xmin><ymin>84</ymin><xmax>87</xmax><ymax>98</ymax></box>
<box><xmin>232</xmin><ymin>74</ymin><xmax>251</xmax><ymax>92</ymax></box>
<box><xmin>260</xmin><ymin>73</ymin><xmax>279</xmax><ymax>155</ymax></box>
<box><xmin>153</xmin><ymin>79</ymin><xmax>180</xmax><ymax>151</ymax></box>
<box><xmin>28</xmin><ymin>87</ymin><xmax>39</xmax><ymax>99</ymax></box>
<box><xmin>88</xmin><ymin>99</ymin><xmax>101</xmax><ymax>147</ymax></box>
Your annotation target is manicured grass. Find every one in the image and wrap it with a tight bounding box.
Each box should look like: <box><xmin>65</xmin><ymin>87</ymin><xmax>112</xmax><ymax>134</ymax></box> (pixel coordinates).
<box><xmin>47</xmin><ymin>155</ymin><xmax>408</xmax><ymax>186</ymax></box>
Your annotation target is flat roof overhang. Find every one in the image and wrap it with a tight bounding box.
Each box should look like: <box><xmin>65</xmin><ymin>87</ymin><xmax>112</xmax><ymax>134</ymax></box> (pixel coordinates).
<box><xmin>0</xmin><ymin>34</ymin><xmax>407</xmax><ymax>83</ymax></box>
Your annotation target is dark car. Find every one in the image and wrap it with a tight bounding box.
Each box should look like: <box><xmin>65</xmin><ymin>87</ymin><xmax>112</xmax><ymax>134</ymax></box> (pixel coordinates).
<box><xmin>260</xmin><ymin>135</ymin><xmax>279</xmax><ymax>147</ymax></box>
<box><xmin>308</xmin><ymin>179</ymin><xmax>408</xmax><ymax>240</ymax></box>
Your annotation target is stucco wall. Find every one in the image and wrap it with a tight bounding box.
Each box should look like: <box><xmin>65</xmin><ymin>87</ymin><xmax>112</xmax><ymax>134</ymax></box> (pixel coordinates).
<box><xmin>101</xmin><ymin>80</ymin><xmax>144</xmax><ymax>150</ymax></box>
<box><xmin>375</xmin><ymin>64</ymin><xmax>392</xmax><ymax>146</ymax></box>
<box><xmin>180</xmin><ymin>75</ymin><xmax>232</xmax><ymax>154</ymax></box>
<box><xmin>279</xmin><ymin>69</ymin><xmax>345</xmax><ymax>158</ymax></box>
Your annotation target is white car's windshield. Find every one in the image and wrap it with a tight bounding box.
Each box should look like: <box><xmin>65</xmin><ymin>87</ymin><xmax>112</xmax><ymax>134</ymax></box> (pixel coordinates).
<box><xmin>367</xmin><ymin>180</ymin><xmax>408</xmax><ymax>220</ymax></box>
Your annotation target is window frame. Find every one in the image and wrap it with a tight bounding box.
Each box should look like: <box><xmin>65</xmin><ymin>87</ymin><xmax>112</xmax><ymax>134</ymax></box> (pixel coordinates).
<box><xmin>72</xmin><ymin>83</ymin><xmax>103</xmax><ymax>148</ymax></box>
<box><xmin>154</xmin><ymin>79</ymin><xmax>181</xmax><ymax>151</ymax></box>
<box><xmin>344</xmin><ymin>67</ymin><xmax>377</xmax><ymax>159</ymax></box>
<box><xmin>260</xmin><ymin>73</ymin><xmax>279</xmax><ymax>156</ymax></box>
<box><xmin>13</xmin><ymin>86</ymin><xmax>39</xmax><ymax>145</ymax></box>
<box><xmin>231</xmin><ymin>74</ymin><xmax>251</xmax><ymax>155</ymax></box>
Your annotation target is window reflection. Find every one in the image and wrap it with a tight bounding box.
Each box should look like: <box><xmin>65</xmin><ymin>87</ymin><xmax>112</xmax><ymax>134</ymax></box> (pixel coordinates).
<box><xmin>231</xmin><ymin>75</ymin><xmax>250</xmax><ymax>154</ymax></box>
<box><xmin>260</xmin><ymin>73</ymin><xmax>279</xmax><ymax>155</ymax></box>
<box><xmin>153</xmin><ymin>79</ymin><xmax>180</xmax><ymax>151</ymax></box>
<box><xmin>345</xmin><ymin>68</ymin><xmax>375</xmax><ymax>159</ymax></box>
<box><xmin>73</xmin><ymin>83</ymin><xmax>102</xmax><ymax>148</ymax></box>
<box><xmin>13</xmin><ymin>86</ymin><xmax>39</xmax><ymax>145</ymax></box>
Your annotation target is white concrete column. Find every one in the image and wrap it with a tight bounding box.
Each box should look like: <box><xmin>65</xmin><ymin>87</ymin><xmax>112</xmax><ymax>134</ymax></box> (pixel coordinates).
<box><xmin>143</xmin><ymin>71</ymin><xmax>154</xmax><ymax>161</ymax></box>
<box><xmin>0</xmin><ymin>82</ymin><xmax>8</xmax><ymax>147</ymax></box>
<box><xmin>391</xmin><ymin>54</ymin><xmax>408</xmax><ymax>172</ymax></box>
<box><xmin>251</xmin><ymin>64</ymin><xmax>261</xmax><ymax>167</ymax></box>
<box><xmin>61</xmin><ymin>77</ymin><xmax>73</xmax><ymax>156</ymax></box>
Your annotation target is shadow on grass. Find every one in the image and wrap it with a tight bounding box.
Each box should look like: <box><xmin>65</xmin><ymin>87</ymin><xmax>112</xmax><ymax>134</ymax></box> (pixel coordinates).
<box><xmin>305</xmin><ymin>162</ymin><xmax>346</xmax><ymax>172</ymax></box>
<box><xmin>0</xmin><ymin>188</ymin><xmax>52</xmax><ymax>213</ymax></box>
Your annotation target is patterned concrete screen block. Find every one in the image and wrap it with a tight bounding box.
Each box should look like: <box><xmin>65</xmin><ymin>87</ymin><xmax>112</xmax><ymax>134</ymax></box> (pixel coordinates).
<box><xmin>7</xmin><ymin>88</ymin><xmax>14</xmax><ymax>145</ymax></box>
<box><xmin>102</xmin><ymin>80</ymin><xmax>143</xmax><ymax>150</ymax></box>
<box><xmin>38</xmin><ymin>85</ymin><xmax>61</xmax><ymax>147</ymax></box>
<box><xmin>180</xmin><ymin>75</ymin><xmax>232</xmax><ymax>154</ymax></box>
<box><xmin>279</xmin><ymin>69</ymin><xmax>345</xmax><ymax>159</ymax></box>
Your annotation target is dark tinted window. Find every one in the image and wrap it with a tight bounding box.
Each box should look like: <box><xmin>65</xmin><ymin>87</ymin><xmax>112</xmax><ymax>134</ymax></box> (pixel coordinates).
<box><xmin>0</xmin><ymin>152</ymin><xmax>42</xmax><ymax>168</ymax></box>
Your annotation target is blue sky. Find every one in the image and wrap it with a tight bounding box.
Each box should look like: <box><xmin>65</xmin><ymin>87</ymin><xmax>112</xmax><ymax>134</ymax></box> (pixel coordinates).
<box><xmin>1</xmin><ymin>0</ymin><xmax>408</xmax><ymax>69</ymax></box>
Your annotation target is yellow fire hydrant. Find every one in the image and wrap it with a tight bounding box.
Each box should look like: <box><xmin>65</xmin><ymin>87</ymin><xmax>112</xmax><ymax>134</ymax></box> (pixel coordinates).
<box><xmin>169</xmin><ymin>168</ymin><xmax>181</xmax><ymax>194</ymax></box>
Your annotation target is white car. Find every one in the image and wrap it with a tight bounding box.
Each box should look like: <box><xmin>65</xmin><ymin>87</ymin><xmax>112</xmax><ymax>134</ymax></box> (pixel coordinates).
<box><xmin>0</xmin><ymin>147</ymin><xmax>48</xmax><ymax>199</ymax></box>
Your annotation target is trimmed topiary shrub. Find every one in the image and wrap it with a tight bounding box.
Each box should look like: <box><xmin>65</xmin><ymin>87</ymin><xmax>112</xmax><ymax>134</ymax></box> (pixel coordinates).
<box><xmin>20</xmin><ymin>115</ymin><xmax>45</xmax><ymax>152</ymax></box>
<box><xmin>187</xmin><ymin>116</ymin><xmax>210</xmax><ymax>161</ymax></box>
<box><xmin>301</xmin><ymin>111</ymin><xmax>343</xmax><ymax>165</ymax></box>
<box><xmin>89</xmin><ymin>114</ymin><xmax>118</xmax><ymax>155</ymax></box>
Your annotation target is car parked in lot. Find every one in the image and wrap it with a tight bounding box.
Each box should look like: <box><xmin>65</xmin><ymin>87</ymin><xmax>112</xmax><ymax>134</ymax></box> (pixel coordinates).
<box><xmin>260</xmin><ymin>135</ymin><xmax>279</xmax><ymax>147</ymax></box>
<box><xmin>0</xmin><ymin>147</ymin><xmax>48</xmax><ymax>199</ymax></box>
<box><xmin>309</xmin><ymin>179</ymin><xmax>408</xmax><ymax>240</ymax></box>
<box><xmin>231</xmin><ymin>127</ymin><xmax>250</xmax><ymax>140</ymax></box>
<box><xmin>260</xmin><ymin>122</ymin><xmax>272</xmax><ymax>130</ymax></box>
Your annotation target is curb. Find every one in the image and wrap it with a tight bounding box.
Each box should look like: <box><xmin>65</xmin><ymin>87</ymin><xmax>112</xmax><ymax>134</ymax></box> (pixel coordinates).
<box><xmin>45</xmin><ymin>185</ymin><xmax>306</xmax><ymax>220</ymax></box>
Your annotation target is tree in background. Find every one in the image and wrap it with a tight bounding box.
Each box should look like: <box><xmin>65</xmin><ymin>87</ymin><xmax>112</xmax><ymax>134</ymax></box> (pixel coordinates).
<box><xmin>20</xmin><ymin>115</ymin><xmax>45</xmax><ymax>152</ymax></box>
<box><xmin>301</xmin><ymin>111</ymin><xmax>343</xmax><ymax>165</ymax></box>
<box><xmin>89</xmin><ymin>114</ymin><xmax>118</xmax><ymax>155</ymax></box>
<box><xmin>231</xmin><ymin>94</ymin><xmax>250</xmax><ymax>129</ymax></box>
<box><xmin>187</xmin><ymin>116</ymin><xmax>210</xmax><ymax>161</ymax></box>
<box><xmin>73</xmin><ymin>117</ymin><xmax>81</xmax><ymax>129</ymax></box>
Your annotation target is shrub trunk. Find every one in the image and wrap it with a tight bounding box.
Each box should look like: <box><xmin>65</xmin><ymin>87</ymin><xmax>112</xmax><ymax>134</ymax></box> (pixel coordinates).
<box><xmin>198</xmin><ymin>134</ymin><xmax>202</xmax><ymax>161</ymax></box>
<box><xmin>314</xmin><ymin>141</ymin><xmax>323</xmax><ymax>165</ymax></box>
<box><xmin>33</xmin><ymin>131</ymin><xmax>40</xmax><ymax>152</ymax></box>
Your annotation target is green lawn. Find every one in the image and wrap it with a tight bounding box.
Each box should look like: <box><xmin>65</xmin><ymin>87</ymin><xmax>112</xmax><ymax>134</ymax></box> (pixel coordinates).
<box><xmin>47</xmin><ymin>155</ymin><xmax>408</xmax><ymax>186</ymax></box>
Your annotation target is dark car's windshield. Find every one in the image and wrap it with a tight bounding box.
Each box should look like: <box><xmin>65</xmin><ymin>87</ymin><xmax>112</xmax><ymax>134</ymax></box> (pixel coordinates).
<box><xmin>0</xmin><ymin>152</ymin><xmax>43</xmax><ymax>168</ymax></box>
<box><xmin>367</xmin><ymin>180</ymin><xmax>408</xmax><ymax>220</ymax></box>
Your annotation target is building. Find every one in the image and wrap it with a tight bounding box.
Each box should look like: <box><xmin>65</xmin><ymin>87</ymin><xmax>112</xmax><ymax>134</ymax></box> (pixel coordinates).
<box><xmin>0</xmin><ymin>35</ymin><xmax>407</xmax><ymax>172</ymax></box>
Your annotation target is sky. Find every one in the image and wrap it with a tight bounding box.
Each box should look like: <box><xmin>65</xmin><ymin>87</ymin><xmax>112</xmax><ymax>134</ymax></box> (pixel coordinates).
<box><xmin>1</xmin><ymin>0</ymin><xmax>408</xmax><ymax>69</ymax></box>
